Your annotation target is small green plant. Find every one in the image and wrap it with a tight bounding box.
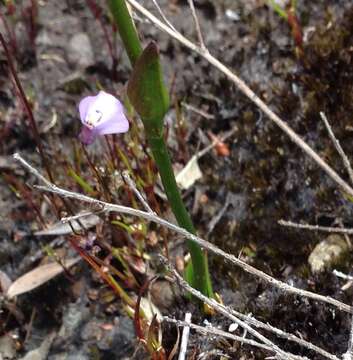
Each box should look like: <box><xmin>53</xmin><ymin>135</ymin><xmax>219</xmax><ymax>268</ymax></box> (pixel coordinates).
<box><xmin>108</xmin><ymin>0</ymin><xmax>214</xmax><ymax>299</ymax></box>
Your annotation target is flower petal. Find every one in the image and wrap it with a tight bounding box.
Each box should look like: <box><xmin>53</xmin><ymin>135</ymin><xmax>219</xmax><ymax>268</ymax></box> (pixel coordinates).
<box><xmin>85</xmin><ymin>91</ymin><xmax>129</xmax><ymax>135</ymax></box>
<box><xmin>97</xmin><ymin>111</ymin><xmax>129</xmax><ymax>135</ymax></box>
<box><xmin>78</xmin><ymin>91</ymin><xmax>129</xmax><ymax>145</ymax></box>
<box><xmin>78</xmin><ymin>96</ymin><xmax>96</xmax><ymax>124</ymax></box>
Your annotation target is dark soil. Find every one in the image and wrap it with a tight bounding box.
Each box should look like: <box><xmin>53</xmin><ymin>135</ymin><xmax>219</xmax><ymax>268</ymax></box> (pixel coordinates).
<box><xmin>1</xmin><ymin>0</ymin><xmax>353</xmax><ymax>359</ymax></box>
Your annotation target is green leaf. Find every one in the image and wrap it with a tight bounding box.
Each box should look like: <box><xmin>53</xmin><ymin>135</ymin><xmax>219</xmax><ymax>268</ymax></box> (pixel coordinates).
<box><xmin>267</xmin><ymin>0</ymin><xmax>288</xmax><ymax>20</ymax></box>
<box><xmin>67</xmin><ymin>167</ymin><xmax>95</xmax><ymax>194</ymax></box>
<box><xmin>127</xmin><ymin>42</ymin><xmax>170</xmax><ymax>137</ymax></box>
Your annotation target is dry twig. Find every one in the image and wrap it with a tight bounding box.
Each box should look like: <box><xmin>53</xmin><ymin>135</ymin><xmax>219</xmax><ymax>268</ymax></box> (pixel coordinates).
<box><xmin>121</xmin><ymin>171</ymin><xmax>154</xmax><ymax>214</ymax></box>
<box><xmin>186</xmin><ymin>0</ymin><xmax>206</xmax><ymax>50</ymax></box>
<box><xmin>151</xmin><ymin>0</ymin><xmax>178</xmax><ymax>32</ymax></box>
<box><xmin>178</xmin><ymin>312</ymin><xmax>192</xmax><ymax>360</ymax></box>
<box><xmin>320</xmin><ymin>112</ymin><xmax>353</xmax><ymax>185</ymax></box>
<box><xmin>279</xmin><ymin>220</ymin><xmax>353</xmax><ymax>235</ymax></box>
<box><xmin>161</xmin><ymin>256</ymin><xmax>306</xmax><ymax>360</ymax></box>
<box><xmin>126</xmin><ymin>0</ymin><xmax>353</xmax><ymax>199</ymax></box>
<box><xmin>164</xmin><ymin>316</ymin><xmax>274</xmax><ymax>353</ymax></box>
<box><xmin>229</xmin><ymin>310</ymin><xmax>339</xmax><ymax>360</ymax></box>
<box><xmin>196</xmin><ymin>128</ymin><xmax>236</xmax><ymax>159</ymax></box>
<box><xmin>181</xmin><ymin>102</ymin><xmax>215</xmax><ymax>120</ymax></box>
<box><xmin>14</xmin><ymin>153</ymin><xmax>345</xmax><ymax>359</ymax></box>
<box><xmin>333</xmin><ymin>270</ymin><xmax>353</xmax><ymax>282</ymax></box>
<box><xmin>198</xmin><ymin>350</ymin><xmax>230</xmax><ymax>359</ymax></box>
<box><xmin>13</xmin><ymin>153</ymin><xmax>353</xmax><ymax>315</ymax></box>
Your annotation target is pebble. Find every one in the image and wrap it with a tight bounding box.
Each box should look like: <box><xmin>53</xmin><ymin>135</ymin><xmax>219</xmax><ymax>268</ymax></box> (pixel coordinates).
<box><xmin>66</xmin><ymin>33</ymin><xmax>94</xmax><ymax>69</ymax></box>
<box><xmin>308</xmin><ymin>234</ymin><xmax>349</xmax><ymax>274</ymax></box>
<box><xmin>0</xmin><ymin>334</ymin><xmax>16</xmax><ymax>360</ymax></box>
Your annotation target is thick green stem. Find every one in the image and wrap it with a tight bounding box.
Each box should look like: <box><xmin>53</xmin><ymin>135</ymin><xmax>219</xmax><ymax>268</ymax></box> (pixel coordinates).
<box><xmin>108</xmin><ymin>0</ymin><xmax>213</xmax><ymax>298</ymax></box>
<box><xmin>149</xmin><ymin>135</ymin><xmax>213</xmax><ymax>297</ymax></box>
<box><xmin>108</xmin><ymin>0</ymin><xmax>142</xmax><ymax>65</ymax></box>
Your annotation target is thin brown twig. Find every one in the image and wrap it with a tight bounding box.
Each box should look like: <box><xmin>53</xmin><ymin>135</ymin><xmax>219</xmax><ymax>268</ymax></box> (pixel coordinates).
<box><xmin>0</xmin><ymin>32</ymin><xmax>53</xmax><ymax>183</ymax></box>
<box><xmin>13</xmin><ymin>153</ymin><xmax>353</xmax><ymax>315</ymax></box>
<box><xmin>320</xmin><ymin>112</ymin><xmax>353</xmax><ymax>185</ymax></box>
<box><xmin>85</xmin><ymin>0</ymin><xmax>117</xmax><ymax>67</ymax></box>
<box><xmin>181</xmin><ymin>102</ymin><xmax>215</xmax><ymax>120</ymax></box>
<box><xmin>186</xmin><ymin>0</ymin><xmax>206</xmax><ymax>50</ymax></box>
<box><xmin>196</xmin><ymin>128</ymin><xmax>236</xmax><ymax>159</ymax></box>
<box><xmin>126</xmin><ymin>0</ymin><xmax>353</xmax><ymax>199</ymax></box>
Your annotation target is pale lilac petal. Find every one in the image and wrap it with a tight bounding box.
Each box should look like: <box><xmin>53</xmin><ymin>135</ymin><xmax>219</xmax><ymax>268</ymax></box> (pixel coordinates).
<box><xmin>97</xmin><ymin>111</ymin><xmax>129</xmax><ymax>135</ymax></box>
<box><xmin>78</xmin><ymin>96</ymin><xmax>96</xmax><ymax>124</ymax></box>
<box><xmin>79</xmin><ymin>126</ymin><xmax>97</xmax><ymax>145</ymax></box>
<box><xmin>78</xmin><ymin>91</ymin><xmax>129</xmax><ymax>145</ymax></box>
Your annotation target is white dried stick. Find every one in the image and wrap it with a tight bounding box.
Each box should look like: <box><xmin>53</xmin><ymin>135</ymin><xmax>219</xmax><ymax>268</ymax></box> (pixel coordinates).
<box><xmin>126</xmin><ymin>0</ymin><xmax>353</xmax><ymax>199</ymax></box>
<box><xmin>165</xmin><ymin>316</ymin><xmax>274</xmax><ymax>353</ymax></box>
<box><xmin>13</xmin><ymin>153</ymin><xmax>353</xmax><ymax>315</ymax></box>
<box><xmin>161</xmin><ymin>256</ymin><xmax>306</xmax><ymax>360</ymax></box>
<box><xmin>279</xmin><ymin>220</ymin><xmax>353</xmax><ymax>235</ymax></box>
<box><xmin>178</xmin><ymin>312</ymin><xmax>192</xmax><ymax>360</ymax></box>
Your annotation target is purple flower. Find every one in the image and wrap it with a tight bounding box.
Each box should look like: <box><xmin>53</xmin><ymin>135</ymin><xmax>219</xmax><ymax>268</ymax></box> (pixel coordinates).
<box><xmin>78</xmin><ymin>91</ymin><xmax>129</xmax><ymax>145</ymax></box>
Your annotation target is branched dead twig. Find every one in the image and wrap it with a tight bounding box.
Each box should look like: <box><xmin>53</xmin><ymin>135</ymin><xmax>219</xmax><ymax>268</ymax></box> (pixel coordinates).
<box><xmin>126</xmin><ymin>0</ymin><xmax>353</xmax><ymax>199</ymax></box>
<box><xmin>14</xmin><ymin>153</ymin><xmax>344</xmax><ymax>359</ymax></box>
<box><xmin>229</xmin><ymin>309</ymin><xmax>339</xmax><ymax>360</ymax></box>
<box><xmin>196</xmin><ymin>127</ymin><xmax>236</xmax><ymax>159</ymax></box>
<box><xmin>13</xmin><ymin>153</ymin><xmax>353</xmax><ymax>315</ymax></box>
<box><xmin>161</xmin><ymin>256</ymin><xmax>306</xmax><ymax>360</ymax></box>
<box><xmin>164</xmin><ymin>316</ymin><xmax>274</xmax><ymax>353</ymax></box>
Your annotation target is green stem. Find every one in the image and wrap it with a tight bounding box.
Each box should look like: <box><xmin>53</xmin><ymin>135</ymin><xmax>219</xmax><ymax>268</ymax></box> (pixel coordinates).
<box><xmin>108</xmin><ymin>0</ymin><xmax>142</xmax><ymax>65</ymax></box>
<box><xmin>108</xmin><ymin>0</ymin><xmax>213</xmax><ymax>298</ymax></box>
<box><xmin>149</xmin><ymin>135</ymin><xmax>213</xmax><ymax>297</ymax></box>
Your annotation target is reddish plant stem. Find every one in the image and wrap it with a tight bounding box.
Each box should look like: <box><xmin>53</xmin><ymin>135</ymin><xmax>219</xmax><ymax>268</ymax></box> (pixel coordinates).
<box><xmin>104</xmin><ymin>136</ymin><xmax>117</xmax><ymax>168</ymax></box>
<box><xmin>287</xmin><ymin>5</ymin><xmax>303</xmax><ymax>58</ymax></box>
<box><xmin>0</xmin><ymin>32</ymin><xmax>53</xmax><ymax>182</ymax></box>
<box><xmin>81</xmin><ymin>144</ymin><xmax>112</xmax><ymax>202</ymax></box>
<box><xmin>0</xmin><ymin>32</ymin><xmax>82</xmax><ymax>225</ymax></box>
<box><xmin>68</xmin><ymin>236</ymin><xmax>136</xmax><ymax>307</ymax></box>
<box><xmin>2</xmin><ymin>173</ymin><xmax>45</xmax><ymax>227</ymax></box>
<box><xmin>28</xmin><ymin>0</ymin><xmax>38</xmax><ymax>51</ymax></box>
<box><xmin>21</xmin><ymin>0</ymin><xmax>38</xmax><ymax>53</ymax></box>
<box><xmin>134</xmin><ymin>276</ymin><xmax>157</xmax><ymax>342</ymax></box>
